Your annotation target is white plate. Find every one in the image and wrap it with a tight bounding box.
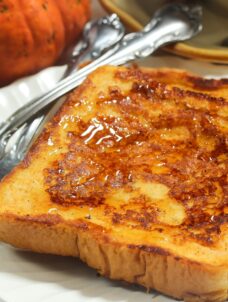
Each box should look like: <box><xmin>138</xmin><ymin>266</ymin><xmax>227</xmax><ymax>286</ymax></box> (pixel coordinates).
<box><xmin>0</xmin><ymin>55</ymin><xmax>227</xmax><ymax>302</ymax></box>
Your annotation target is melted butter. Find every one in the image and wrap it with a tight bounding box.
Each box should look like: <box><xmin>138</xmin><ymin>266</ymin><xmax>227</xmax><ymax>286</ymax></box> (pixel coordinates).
<box><xmin>81</xmin><ymin>124</ymin><xmax>97</xmax><ymax>137</ymax></box>
<box><xmin>107</xmin><ymin>189</ymin><xmax>137</xmax><ymax>207</ymax></box>
<box><xmin>47</xmin><ymin>137</ymin><xmax>54</xmax><ymax>146</ymax></box>
<box><xmin>105</xmin><ymin>181</ymin><xmax>186</xmax><ymax>226</ymax></box>
<box><xmin>84</xmin><ymin>124</ymin><xmax>104</xmax><ymax>144</ymax></box>
<box><xmin>48</xmin><ymin>207</ymin><xmax>58</xmax><ymax>214</ymax></box>
<box><xmin>59</xmin><ymin>114</ymin><xmax>79</xmax><ymax>126</ymax></box>
<box><xmin>134</xmin><ymin>181</ymin><xmax>169</xmax><ymax>199</ymax></box>
<box><xmin>80</xmin><ymin>116</ymin><xmax>129</xmax><ymax>146</ymax></box>
<box><xmin>133</xmin><ymin>181</ymin><xmax>186</xmax><ymax>226</ymax></box>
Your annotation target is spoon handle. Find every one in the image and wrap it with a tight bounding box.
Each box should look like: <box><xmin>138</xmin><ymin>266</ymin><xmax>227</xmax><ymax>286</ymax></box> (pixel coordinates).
<box><xmin>0</xmin><ymin>3</ymin><xmax>201</xmax><ymax>138</ymax></box>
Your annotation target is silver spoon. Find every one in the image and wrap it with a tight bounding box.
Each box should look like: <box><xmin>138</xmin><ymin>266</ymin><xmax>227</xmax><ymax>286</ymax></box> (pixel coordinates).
<box><xmin>63</xmin><ymin>13</ymin><xmax>125</xmax><ymax>76</ymax></box>
<box><xmin>0</xmin><ymin>3</ymin><xmax>202</xmax><ymax>179</ymax></box>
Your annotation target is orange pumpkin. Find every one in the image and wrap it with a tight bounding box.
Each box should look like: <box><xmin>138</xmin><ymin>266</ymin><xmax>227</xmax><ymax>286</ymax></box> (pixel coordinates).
<box><xmin>0</xmin><ymin>0</ymin><xmax>91</xmax><ymax>86</ymax></box>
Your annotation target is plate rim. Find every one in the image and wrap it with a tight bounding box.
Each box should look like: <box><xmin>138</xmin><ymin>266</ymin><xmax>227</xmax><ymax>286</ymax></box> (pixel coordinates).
<box><xmin>99</xmin><ymin>0</ymin><xmax>228</xmax><ymax>64</ymax></box>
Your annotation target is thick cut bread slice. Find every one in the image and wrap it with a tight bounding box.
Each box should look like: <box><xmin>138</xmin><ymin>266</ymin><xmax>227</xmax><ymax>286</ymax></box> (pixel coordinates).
<box><xmin>0</xmin><ymin>66</ymin><xmax>227</xmax><ymax>301</ymax></box>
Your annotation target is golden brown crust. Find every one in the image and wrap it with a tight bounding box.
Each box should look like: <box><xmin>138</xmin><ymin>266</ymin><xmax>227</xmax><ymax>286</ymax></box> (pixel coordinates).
<box><xmin>39</xmin><ymin>66</ymin><xmax>228</xmax><ymax>246</ymax></box>
<box><xmin>0</xmin><ymin>66</ymin><xmax>227</xmax><ymax>301</ymax></box>
<box><xmin>0</xmin><ymin>213</ymin><xmax>227</xmax><ymax>302</ymax></box>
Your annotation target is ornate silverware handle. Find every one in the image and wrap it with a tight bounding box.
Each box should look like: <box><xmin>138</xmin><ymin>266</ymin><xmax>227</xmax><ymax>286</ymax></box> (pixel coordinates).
<box><xmin>0</xmin><ymin>3</ymin><xmax>201</xmax><ymax>137</ymax></box>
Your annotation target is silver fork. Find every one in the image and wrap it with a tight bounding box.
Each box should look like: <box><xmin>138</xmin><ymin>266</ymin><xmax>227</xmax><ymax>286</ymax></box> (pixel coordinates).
<box><xmin>0</xmin><ymin>2</ymin><xmax>202</xmax><ymax>179</ymax></box>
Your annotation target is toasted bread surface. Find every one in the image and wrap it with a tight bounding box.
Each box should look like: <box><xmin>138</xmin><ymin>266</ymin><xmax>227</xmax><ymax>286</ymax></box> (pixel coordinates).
<box><xmin>0</xmin><ymin>66</ymin><xmax>227</xmax><ymax>301</ymax></box>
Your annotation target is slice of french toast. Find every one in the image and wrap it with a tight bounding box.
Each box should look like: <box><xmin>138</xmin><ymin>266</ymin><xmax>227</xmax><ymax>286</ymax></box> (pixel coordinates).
<box><xmin>0</xmin><ymin>66</ymin><xmax>227</xmax><ymax>302</ymax></box>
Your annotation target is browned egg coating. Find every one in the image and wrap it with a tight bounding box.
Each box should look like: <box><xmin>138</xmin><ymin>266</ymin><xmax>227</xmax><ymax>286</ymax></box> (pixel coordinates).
<box><xmin>43</xmin><ymin>68</ymin><xmax>228</xmax><ymax>246</ymax></box>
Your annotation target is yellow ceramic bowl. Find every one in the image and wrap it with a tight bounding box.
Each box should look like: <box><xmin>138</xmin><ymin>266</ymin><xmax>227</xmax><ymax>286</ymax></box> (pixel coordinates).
<box><xmin>99</xmin><ymin>0</ymin><xmax>228</xmax><ymax>63</ymax></box>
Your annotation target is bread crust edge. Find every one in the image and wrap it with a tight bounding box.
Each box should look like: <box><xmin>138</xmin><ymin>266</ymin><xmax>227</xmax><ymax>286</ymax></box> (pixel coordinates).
<box><xmin>0</xmin><ymin>213</ymin><xmax>227</xmax><ymax>302</ymax></box>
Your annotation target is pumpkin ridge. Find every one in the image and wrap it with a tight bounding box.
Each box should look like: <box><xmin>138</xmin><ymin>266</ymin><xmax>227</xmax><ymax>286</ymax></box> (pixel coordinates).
<box><xmin>43</xmin><ymin>0</ymin><xmax>65</xmax><ymax>62</ymax></box>
<box><xmin>81</xmin><ymin>0</ymin><xmax>91</xmax><ymax>24</ymax></box>
<box><xmin>53</xmin><ymin>0</ymin><xmax>67</xmax><ymax>52</ymax></box>
<box><xmin>21</xmin><ymin>0</ymin><xmax>59</xmax><ymax>70</ymax></box>
<box><xmin>54</xmin><ymin>0</ymin><xmax>79</xmax><ymax>46</ymax></box>
<box><xmin>17</xmin><ymin>0</ymin><xmax>36</xmax><ymax>60</ymax></box>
